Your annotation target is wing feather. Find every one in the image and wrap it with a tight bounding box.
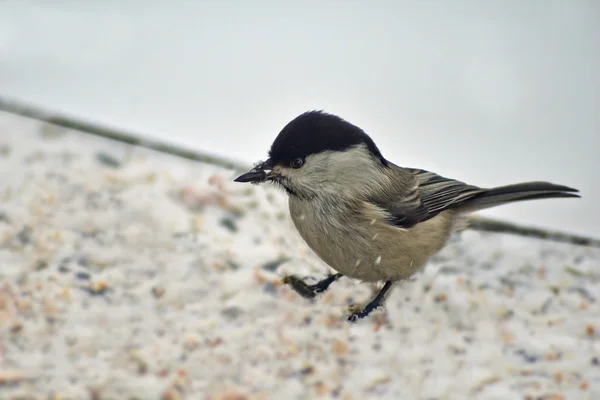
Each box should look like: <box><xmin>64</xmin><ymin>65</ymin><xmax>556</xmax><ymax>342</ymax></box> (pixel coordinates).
<box><xmin>369</xmin><ymin>166</ymin><xmax>483</xmax><ymax>228</ymax></box>
<box><xmin>368</xmin><ymin>164</ymin><xmax>577</xmax><ymax>229</ymax></box>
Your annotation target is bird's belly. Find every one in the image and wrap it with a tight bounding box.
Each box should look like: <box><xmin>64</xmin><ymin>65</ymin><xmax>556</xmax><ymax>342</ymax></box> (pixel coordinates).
<box><xmin>289</xmin><ymin>200</ymin><xmax>454</xmax><ymax>282</ymax></box>
<box><xmin>294</xmin><ymin>219</ymin><xmax>421</xmax><ymax>281</ymax></box>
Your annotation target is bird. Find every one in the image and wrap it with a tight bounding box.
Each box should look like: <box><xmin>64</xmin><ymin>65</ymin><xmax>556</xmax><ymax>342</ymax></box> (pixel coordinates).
<box><xmin>234</xmin><ymin>110</ymin><xmax>580</xmax><ymax>322</ymax></box>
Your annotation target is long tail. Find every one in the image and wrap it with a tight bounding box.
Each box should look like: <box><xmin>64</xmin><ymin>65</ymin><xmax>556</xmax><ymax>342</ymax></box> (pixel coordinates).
<box><xmin>455</xmin><ymin>182</ymin><xmax>580</xmax><ymax>212</ymax></box>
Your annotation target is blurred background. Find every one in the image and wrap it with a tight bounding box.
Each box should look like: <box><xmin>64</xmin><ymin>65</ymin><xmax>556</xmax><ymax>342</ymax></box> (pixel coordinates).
<box><xmin>1</xmin><ymin>0</ymin><xmax>598</xmax><ymax>236</ymax></box>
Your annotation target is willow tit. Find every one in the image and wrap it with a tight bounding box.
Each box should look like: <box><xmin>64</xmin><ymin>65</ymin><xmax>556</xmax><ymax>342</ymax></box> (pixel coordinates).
<box><xmin>234</xmin><ymin>111</ymin><xmax>579</xmax><ymax>321</ymax></box>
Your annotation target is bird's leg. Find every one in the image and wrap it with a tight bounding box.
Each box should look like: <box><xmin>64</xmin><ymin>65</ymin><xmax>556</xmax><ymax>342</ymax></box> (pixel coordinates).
<box><xmin>348</xmin><ymin>281</ymin><xmax>394</xmax><ymax>322</ymax></box>
<box><xmin>310</xmin><ymin>273</ymin><xmax>343</xmax><ymax>293</ymax></box>
<box><xmin>283</xmin><ymin>273</ymin><xmax>343</xmax><ymax>299</ymax></box>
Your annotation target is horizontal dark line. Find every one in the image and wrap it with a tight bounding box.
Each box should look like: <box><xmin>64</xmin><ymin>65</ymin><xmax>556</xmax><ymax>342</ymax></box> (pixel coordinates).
<box><xmin>468</xmin><ymin>217</ymin><xmax>600</xmax><ymax>248</ymax></box>
<box><xmin>0</xmin><ymin>95</ymin><xmax>248</xmax><ymax>172</ymax></box>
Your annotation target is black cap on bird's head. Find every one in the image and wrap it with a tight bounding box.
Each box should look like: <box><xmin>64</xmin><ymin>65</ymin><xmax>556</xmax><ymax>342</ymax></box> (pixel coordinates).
<box><xmin>234</xmin><ymin>111</ymin><xmax>386</xmax><ymax>184</ymax></box>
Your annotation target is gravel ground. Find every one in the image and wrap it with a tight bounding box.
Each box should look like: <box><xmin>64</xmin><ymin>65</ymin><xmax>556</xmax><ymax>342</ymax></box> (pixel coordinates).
<box><xmin>1</xmin><ymin>110</ymin><xmax>599</xmax><ymax>400</ymax></box>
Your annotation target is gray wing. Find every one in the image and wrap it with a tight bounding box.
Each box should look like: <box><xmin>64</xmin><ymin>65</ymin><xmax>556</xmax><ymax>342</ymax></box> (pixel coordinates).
<box><xmin>370</xmin><ymin>166</ymin><xmax>483</xmax><ymax>229</ymax></box>
<box><xmin>405</xmin><ymin>167</ymin><xmax>485</xmax><ymax>215</ymax></box>
<box><xmin>370</xmin><ymin>164</ymin><xmax>579</xmax><ymax>229</ymax></box>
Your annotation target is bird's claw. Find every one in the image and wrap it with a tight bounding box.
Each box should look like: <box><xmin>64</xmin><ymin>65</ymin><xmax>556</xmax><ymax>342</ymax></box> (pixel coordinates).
<box><xmin>282</xmin><ymin>275</ymin><xmax>318</xmax><ymax>299</ymax></box>
<box><xmin>347</xmin><ymin>302</ymin><xmax>384</xmax><ymax>322</ymax></box>
<box><xmin>282</xmin><ymin>273</ymin><xmax>343</xmax><ymax>299</ymax></box>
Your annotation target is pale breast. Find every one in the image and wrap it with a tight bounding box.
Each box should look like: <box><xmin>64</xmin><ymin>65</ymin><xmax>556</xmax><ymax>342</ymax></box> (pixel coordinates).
<box><xmin>289</xmin><ymin>197</ymin><xmax>456</xmax><ymax>282</ymax></box>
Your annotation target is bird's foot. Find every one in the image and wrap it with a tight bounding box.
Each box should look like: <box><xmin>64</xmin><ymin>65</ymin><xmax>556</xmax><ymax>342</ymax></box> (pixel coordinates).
<box><xmin>282</xmin><ymin>275</ymin><xmax>318</xmax><ymax>298</ymax></box>
<box><xmin>282</xmin><ymin>273</ymin><xmax>343</xmax><ymax>299</ymax></box>
<box><xmin>347</xmin><ymin>281</ymin><xmax>393</xmax><ymax>322</ymax></box>
<box><xmin>347</xmin><ymin>301</ymin><xmax>384</xmax><ymax>322</ymax></box>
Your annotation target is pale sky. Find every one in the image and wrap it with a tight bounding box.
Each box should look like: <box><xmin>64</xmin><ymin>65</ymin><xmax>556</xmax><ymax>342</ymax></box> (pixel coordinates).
<box><xmin>1</xmin><ymin>0</ymin><xmax>598</xmax><ymax>236</ymax></box>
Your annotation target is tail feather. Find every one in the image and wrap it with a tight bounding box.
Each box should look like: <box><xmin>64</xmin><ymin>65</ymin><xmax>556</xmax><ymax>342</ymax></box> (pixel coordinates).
<box><xmin>455</xmin><ymin>181</ymin><xmax>580</xmax><ymax>212</ymax></box>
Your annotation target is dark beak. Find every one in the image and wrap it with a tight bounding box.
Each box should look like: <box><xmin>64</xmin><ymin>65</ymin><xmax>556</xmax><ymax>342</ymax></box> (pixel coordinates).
<box><xmin>234</xmin><ymin>159</ymin><xmax>273</xmax><ymax>184</ymax></box>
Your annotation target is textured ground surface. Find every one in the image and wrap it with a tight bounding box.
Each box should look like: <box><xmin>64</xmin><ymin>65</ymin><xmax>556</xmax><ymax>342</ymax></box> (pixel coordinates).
<box><xmin>1</xmin><ymin>111</ymin><xmax>599</xmax><ymax>400</ymax></box>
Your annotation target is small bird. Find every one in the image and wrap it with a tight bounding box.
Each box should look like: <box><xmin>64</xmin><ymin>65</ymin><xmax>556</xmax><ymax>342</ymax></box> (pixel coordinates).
<box><xmin>234</xmin><ymin>111</ymin><xmax>580</xmax><ymax>321</ymax></box>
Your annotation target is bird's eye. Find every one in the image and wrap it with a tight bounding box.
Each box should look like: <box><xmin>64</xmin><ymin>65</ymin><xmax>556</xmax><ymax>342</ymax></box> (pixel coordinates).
<box><xmin>290</xmin><ymin>158</ymin><xmax>304</xmax><ymax>169</ymax></box>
